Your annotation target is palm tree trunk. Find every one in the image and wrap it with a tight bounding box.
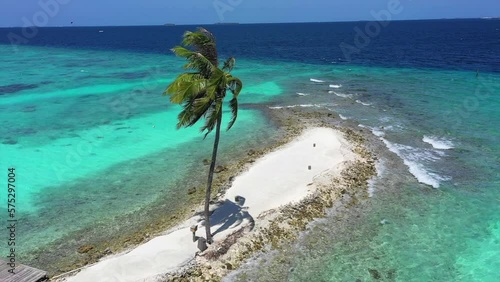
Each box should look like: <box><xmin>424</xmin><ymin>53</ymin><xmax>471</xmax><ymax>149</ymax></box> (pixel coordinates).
<box><xmin>204</xmin><ymin>109</ymin><xmax>223</xmax><ymax>244</ymax></box>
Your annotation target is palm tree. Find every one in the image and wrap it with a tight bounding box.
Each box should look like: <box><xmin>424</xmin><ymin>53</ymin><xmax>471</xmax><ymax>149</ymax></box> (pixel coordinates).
<box><xmin>164</xmin><ymin>28</ymin><xmax>243</xmax><ymax>244</ymax></box>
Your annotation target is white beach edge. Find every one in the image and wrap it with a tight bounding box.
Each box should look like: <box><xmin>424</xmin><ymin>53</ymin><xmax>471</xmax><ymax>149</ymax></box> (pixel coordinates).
<box><xmin>64</xmin><ymin>127</ymin><xmax>353</xmax><ymax>282</ymax></box>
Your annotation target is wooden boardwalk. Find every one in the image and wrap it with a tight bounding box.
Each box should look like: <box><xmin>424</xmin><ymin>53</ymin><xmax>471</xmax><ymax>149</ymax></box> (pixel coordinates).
<box><xmin>0</xmin><ymin>260</ymin><xmax>48</xmax><ymax>282</ymax></box>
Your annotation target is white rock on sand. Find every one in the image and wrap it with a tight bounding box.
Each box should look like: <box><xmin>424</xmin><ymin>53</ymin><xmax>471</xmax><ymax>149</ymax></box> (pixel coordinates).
<box><xmin>64</xmin><ymin>127</ymin><xmax>352</xmax><ymax>282</ymax></box>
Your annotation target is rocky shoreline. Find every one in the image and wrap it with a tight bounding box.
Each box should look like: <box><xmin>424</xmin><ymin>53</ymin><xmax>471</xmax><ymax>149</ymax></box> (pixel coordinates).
<box><xmin>157</xmin><ymin>109</ymin><xmax>377</xmax><ymax>281</ymax></box>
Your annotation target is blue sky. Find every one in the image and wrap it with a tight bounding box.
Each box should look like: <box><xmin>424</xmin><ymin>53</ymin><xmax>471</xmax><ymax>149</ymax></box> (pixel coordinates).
<box><xmin>0</xmin><ymin>0</ymin><xmax>499</xmax><ymax>27</ymax></box>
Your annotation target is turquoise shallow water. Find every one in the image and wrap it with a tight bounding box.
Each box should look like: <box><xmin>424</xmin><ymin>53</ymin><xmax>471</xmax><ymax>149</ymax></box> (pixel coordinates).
<box><xmin>0</xmin><ymin>45</ymin><xmax>286</xmax><ymax>267</ymax></box>
<box><xmin>226</xmin><ymin>65</ymin><xmax>500</xmax><ymax>281</ymax></box>
<box><xmin>0</xmin><ymin>38</ymin><xmax>499</xmax><ymax>281</ymax></box>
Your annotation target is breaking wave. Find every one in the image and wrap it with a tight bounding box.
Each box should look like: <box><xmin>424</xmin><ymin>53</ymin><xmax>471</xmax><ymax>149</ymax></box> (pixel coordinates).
<box><xmin>381</xmin><ymin>138</ymin><xmax>450</xmax><ymax>188</ymax></box>
<box><xmin>423</xmin><ymin>136</ymin><xmax>455</xmax><ymax>150</ymax></box>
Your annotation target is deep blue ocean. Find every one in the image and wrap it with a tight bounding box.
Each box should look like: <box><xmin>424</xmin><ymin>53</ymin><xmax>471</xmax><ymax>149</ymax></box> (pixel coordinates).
<box><xmin>0</xmin><ymin>19</ymin><xmax>499</xmax><ymax>281</ymax></box>
<box><xmin>2</xmin><ymin>19</ymin><xmax>499</xmax><ymax>72</ymax></box>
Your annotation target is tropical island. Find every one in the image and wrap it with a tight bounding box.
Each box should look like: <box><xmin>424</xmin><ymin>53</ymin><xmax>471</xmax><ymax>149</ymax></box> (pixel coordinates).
<box><xmin>2</xmin><ymin>7</ymin><xmax>497</xmax><ymax>281</ymax></box>
<box><xmin>53</xmin><ymin>28</ymin><xmax>376</xmax><ymax>282</ymax></box>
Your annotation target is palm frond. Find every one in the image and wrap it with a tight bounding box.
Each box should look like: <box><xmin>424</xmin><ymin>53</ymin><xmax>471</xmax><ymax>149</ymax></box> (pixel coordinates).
<box><xmin>182</xmin><ymin>28</ymin><xmax>218</xmax><ymax>67</ymax></box>
<box><xmin>201</xmin><ymin>101</ymin><xmax>222</xmax><ymax>138</ymax></box>
<box><xmin>171</xmin><ymin>46</ymin><xmax>215</xmax><ymax>77</ymax></box>
<box><xmin>226</xmin><ymin>76</ymin><xmax>243</xmax><ymax>96</ymax></box>
<box><xmin>176</xmin><ymin>98</ymin><xmax>197</xmax><ymax>129</ymax></box>
<box><xmin>166</xmin><ymin>28</ymin><xmax>243</xmax><ymax>136</ymax></box>
<box><xmin>187</xmin><ymin>97</ymin><xmax>214</xmax><ymax>127</ymax></box>
<box><xmin>222</xmin><ymin>57</ymin><xmax>236</xmax><ymax>72</ymax></box>
<box><xmin>227</xmin><ymin>97</ymin><xmax>238</xmax><ymax>131</ymax></box>
<box><xmin>171</xmin><ymin>46</ymin><xmax>194</xmax><ymax>59</ymax></box>
<box><xmin>176</xmin><ymin>93</ymin><xmax>213</xmax><ymax>128</ymax></box>
<box><xmin>192</xmin><ymin>96</ymin><xmax>215</xmax><ymax>122</ymax></box>
<box><xmin>164</xmin><ymin>73</ymin><xmax>206</xmax><ymax>104</ymax></box>
<box><xmin>203</xmin><ymin>69</ymin><xmax>226</xmax><ymax>100</ymax></box>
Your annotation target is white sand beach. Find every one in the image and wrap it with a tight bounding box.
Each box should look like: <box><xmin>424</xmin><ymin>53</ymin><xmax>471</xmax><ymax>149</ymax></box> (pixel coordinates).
<box><xmin>64</xmin><ymin>127</ymin><xmax>352</xmax><ymax>282</ymax></box>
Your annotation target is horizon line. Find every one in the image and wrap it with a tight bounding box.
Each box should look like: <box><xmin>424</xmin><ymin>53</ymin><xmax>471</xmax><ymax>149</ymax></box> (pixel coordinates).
<box><xmin>0</xmin><ymin>16</ymin><xmax>498</xmax><ymax>28</ymax></box>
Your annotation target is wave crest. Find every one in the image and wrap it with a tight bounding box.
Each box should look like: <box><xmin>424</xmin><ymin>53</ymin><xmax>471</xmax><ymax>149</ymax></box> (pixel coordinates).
<box><xmin>381</xmin><ymin>138</ymin><xmax>450</xmax><ymax>188</ymax></box>
<box><xmin>329</xmin><ymin>91</ymin><xmax>353</xmax><ymax>98</ymax></box>
<box><xmin>423</xmin><ymin>136</ymin><xmax>454</xmax><ymax>150</ymax></box>
<box><xmin>310</xmin><ymin>78</ymin><xmax>325</xmax><ymax>83</ymax></box>
<box><xmin>356</xmin><ymin>100</ymin><xmax>372</xmax><ymax>106</ymax></box>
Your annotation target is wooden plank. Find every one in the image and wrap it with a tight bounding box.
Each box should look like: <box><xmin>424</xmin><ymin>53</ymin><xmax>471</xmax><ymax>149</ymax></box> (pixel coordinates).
<box><xmin>0</xmin><ymin>260</ymin><xmax>47</xmax><ymax>282</ymax></box>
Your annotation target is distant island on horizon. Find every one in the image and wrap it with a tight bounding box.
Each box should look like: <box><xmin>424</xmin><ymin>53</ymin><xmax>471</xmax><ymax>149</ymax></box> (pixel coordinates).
<box><xmin>0</xmin><ymin>17</ymin><xmax>499</xmax><ymax>28</ymax></box>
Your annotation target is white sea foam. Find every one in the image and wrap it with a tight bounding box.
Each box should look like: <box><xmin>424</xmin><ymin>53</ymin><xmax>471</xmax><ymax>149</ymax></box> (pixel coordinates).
<box><xmin>329</xmin><ymin>91</ymin><xmax>353</xmax><ymax>98</ymax></box>
<box><xmin>292</xmin><ymin>104</ymin><xmax>321</xmax><ymax>108</ymax></box>
<box><xmin>356</xmin><ymin>100</ymin><xmax>372</xmax><ymax>106</ymax></box>
<box><xmin>310</xmin><ymin>78</ymin><xmax>325</xmax><ymax>83</ymax></box>
<box><xmin>371</xmin><ymin>128</ymin><xmax>385</xmax><ymax>137</ymax></box>
<box><xmin>329</xmin><ymin>84</ymin><xmax>342</xmax><ymax>89</ymax></box>
<box><xmin>381</xmin><ymin>138</ymin><xmax>449</xmax><ymax>188</ymax></box>
<box><xmin>367</xmin><ymin>160</ymin><xmax>386</xmax><ymax>197</ymax></box>
<box><xmin>358</xmin><ymin>125</ymin><xmax>385</xmax><ymax>137</ymax></box>
<box><xmin>339</xmin><ymin>114</ymin><xmax>348</xmax><ymax>120</ymax></box>
<box><xmin>296</xmin><ymin>92</ymin><xmax>310</xmax><ymax>96</ymax></box>
<box><xmin>379</xmin><ymin>116</ymin><xmax>393</xmax><ymax>123</ymax></box>
<box><xmin>269</xmin><ymin>104</ymin><xmax>322</xmax><ymax>110</ymax></box>
<box><xmin>423</xmin><ymin>136</ymin><xmax>454</xmax><ymax>150</ymax></box>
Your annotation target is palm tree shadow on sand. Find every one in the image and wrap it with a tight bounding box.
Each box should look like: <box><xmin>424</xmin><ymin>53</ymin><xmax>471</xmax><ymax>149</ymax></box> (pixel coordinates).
<box><xmin>210</xmin><ymin>196</ymin><xmax>254</xmax><ymax>236</ymax></box>
<box><xmin>192</xmin><ymin>196</ymin><xmax>254</xmax><ymax>249</ymax></box>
